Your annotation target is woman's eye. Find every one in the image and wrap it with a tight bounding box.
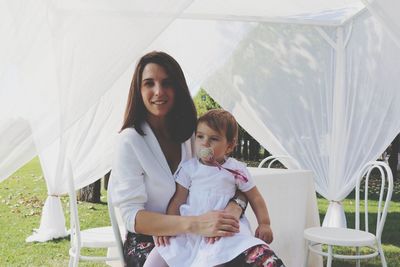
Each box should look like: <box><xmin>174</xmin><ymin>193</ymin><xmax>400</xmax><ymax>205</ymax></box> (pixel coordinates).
<box><xmin>142</xmin><ymin>80</ymin><xmax>154</xmax><ymax>87</ymax></box>
<box><xmin>196</xmin><ymin>135</ymin><xmax>203</xmax><ymax>139</ymax></box>
<box><xmin>210</xmin><ymin>138</ymin><xmax>219</xmax><ymax>142</ymax></box>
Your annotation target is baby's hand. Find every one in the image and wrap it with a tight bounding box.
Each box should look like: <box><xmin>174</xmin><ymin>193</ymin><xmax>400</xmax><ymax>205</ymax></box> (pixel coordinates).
<box><xmin>153</xmin><ymin>236</ymin><xmax>171</xmax><ymax>247</ymax></box>
<box><xmin>205</xmin><ymin>236</ymin><xmax>221</xmax><ymax>244</ymax></box>
<box><xmin>255</xmin><ymin>224</ymin><xmax>273</xmax><ymax>244</ymax></box>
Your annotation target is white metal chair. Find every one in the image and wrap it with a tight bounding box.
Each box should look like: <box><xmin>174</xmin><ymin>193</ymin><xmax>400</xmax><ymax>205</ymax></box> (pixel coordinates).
<box><xmin>67</xmin><ymin>163</ymin><xmax>122</xmax><ymax>267</ymax></box>
<box><xmin>303</xmin><ymin>161</ymin><xmax>393</xmax><ymax>267</ymax></box>
<box><xmin>258</xmin><ymin>155</ymin><xmax>300</xmax><ymax>169</ymax></box>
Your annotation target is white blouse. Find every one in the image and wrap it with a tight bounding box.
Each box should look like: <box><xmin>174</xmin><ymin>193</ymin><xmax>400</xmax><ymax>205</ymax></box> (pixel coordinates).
<box><xmin>109</xmin><ymin>122</ymin><xmax>193</xmax><ymax>233</ymax></box>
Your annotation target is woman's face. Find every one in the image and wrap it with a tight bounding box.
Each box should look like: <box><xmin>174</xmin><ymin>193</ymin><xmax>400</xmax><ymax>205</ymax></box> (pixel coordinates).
<box><xmin>141</xmin><ymin>63</ymin><xmax>175</xmax><ymax>119</ymax></box>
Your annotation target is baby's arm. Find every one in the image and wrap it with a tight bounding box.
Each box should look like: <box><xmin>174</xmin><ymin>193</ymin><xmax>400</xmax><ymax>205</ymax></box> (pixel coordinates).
<box><xmin>244</xmin><ymin>186</ymin><xmax>273</xmax><ymax>244</ymax></box>
<box><xmin>154</xmin><ymin>183</ymin><xmax>189</xmax><ymax>247</ymax></box>
<box><xmin>167</xmin><ymin>183</ymin><xmax>189</xmax><ymax>215</ymax></box>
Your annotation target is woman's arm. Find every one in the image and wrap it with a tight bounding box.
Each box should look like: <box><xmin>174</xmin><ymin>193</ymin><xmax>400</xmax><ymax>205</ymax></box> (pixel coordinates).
<box><xmin>135</xmin><ymin>210</ymin><xmax>240</xmax><ymax>237</ymax></box>
<box><xmin>244</xmin><ymin>186</ymin><xmax>273</xmax><ymax>243</ymax></box>
<box><xmin>225</xmin><ymin>190</ymin><xmax>248</xmax><ymax>220</ymax></box>
<box><xmin>122</xmin><ymin>162</ymin><xmax>239</xmax><ymax>237</ymax></box>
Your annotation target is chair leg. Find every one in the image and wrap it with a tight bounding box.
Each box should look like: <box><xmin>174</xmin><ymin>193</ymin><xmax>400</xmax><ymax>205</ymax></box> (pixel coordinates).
<box><xmin>304</xmin><ymin>240</ymin><xmax>309</xmax><ymax>267</ymax></box>
<box><xmin>327</xmin><ymin>245</ymin><xmax>333</xmax><ymax>267</ymax></box>
<box><xmin>69</xmin><ymin>254</ymin><xmax>77</xmax><ymax>267</ymax></box>
<box><xmin>356</xmin><ymin>247</ymin><xmax>360</xmax><ymax>267</ymax></box>
<box><xmin>377</xmin><ymin>243</ymin><xmax>387</xmax><ymax>267</ymax></box>
<box><xmin>69</xmin><ymin>247</ymin><xmax>80</xmax><ymax>267</ymax></box>
<box><xmin>69</xmin><ymin>256</ymin><xmax>73</xmax><ymax>267</ymax></box>
<box><xmin>69</xmin><ymin>247</ymin><xmax>74</xmax><ymax>267</ymax></box>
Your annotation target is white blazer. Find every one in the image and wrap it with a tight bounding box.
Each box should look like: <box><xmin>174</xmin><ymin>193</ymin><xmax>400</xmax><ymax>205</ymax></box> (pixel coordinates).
<box><xmin>109</xmin><ymin>122</ymin><xmax>193</xmax><ymax>233</ymax></box>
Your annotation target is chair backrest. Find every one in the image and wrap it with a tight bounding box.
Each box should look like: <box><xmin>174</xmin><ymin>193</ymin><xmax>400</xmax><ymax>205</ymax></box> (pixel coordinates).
<box><xmin>107</xmin><ymin>190</ymin><xmax>126</xmax><ymax>265</ymax></box>
<box><xmin>67</xmin><ymin>161</ymin><xmax>82</xmax><ymax>251</ymax></box>
<box><xmin>355</xmin><ymin>161</ymin><xmax>393</xmax><ymax>241</ymax></box>
<box><xmin>258</xmin><ymin>155</ymin><xmax>300</xmax><ymax>169</ymax></box>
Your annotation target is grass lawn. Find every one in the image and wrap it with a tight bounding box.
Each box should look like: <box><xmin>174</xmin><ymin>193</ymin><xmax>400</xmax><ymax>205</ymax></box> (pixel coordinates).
<box><xmin>1</xmin><ymin>157</ymin><xmax>399</xmax><ymax>266</ymax></box>
<box><xmin>0</xmin><ymin>158</ymin><xmax>110</xmax><ymax>266</ymax></box>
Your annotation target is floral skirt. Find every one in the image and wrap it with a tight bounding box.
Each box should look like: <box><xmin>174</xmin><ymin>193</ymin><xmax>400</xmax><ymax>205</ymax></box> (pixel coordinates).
<box><xmin>124</xmin><ymin>232</ymin><xmax>285</xmax><ymax>267</ymax></box>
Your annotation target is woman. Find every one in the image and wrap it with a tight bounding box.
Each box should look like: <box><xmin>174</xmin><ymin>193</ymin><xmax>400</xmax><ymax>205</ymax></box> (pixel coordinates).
<box><xmin>110</xmin><ymin>51</ymin><xmax>244</xmax><ymax>266</ymax></box>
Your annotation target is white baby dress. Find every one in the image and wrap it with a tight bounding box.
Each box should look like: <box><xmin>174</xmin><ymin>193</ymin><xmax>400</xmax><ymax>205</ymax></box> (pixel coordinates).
<box><xmin>157</xmin><ymin>157</ymin><xmax>265</xmax><ymax>267</ymax></box>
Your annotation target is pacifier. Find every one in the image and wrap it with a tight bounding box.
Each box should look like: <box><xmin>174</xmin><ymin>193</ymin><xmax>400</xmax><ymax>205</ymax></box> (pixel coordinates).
<box><xmin>197</xmin><ymin>147</ymin><xmax>214</xmax><ymax>162</ymax></box>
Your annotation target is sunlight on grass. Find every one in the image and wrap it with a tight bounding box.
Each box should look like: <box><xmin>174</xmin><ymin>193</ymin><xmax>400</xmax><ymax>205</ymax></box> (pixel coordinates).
<box><xmin>0</xmin><ymin>157</ymin><xmax>110</xmax><ymax>266</ymax></box>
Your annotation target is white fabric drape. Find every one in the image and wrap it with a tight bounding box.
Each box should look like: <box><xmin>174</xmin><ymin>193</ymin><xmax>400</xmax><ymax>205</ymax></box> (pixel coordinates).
<box><xmin>1</xmin><ymin>0</ymin><xmax>400</xmax><ymax>242</ymax></box>
<box><xmin>203</xmin><ymin>11</ymin><xmax>400</xmax><ymax>226</ymax></box>
<box><xmin>0</xmin><ymin>0</ymin><xmax>194</xmax><ymax>183</ymax></box>
<box><xmin>363</xmin><ymin>0</ymin><xmax>400</xmax><ymax>47</ymax></box>
<box><xmin>0</xmin><ymin>0</ymin><xmax>196</xmax><ymax>242</ymax></box>
<box><xmin>0</xmin><ymin>0</ymin><xmax>252</xmax><ymax>240</ymax></box>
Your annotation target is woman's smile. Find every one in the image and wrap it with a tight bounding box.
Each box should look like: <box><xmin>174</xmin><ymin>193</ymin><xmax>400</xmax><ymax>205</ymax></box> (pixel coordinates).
<box><xmin>141</xmin><ymin>63</ymin><xmax>175</xmax><ymax>118</ymax></box>
<box><xmin>151</xmin><ymin>99</ymin><xmax>168</xmax><ymax>105</ymax></box>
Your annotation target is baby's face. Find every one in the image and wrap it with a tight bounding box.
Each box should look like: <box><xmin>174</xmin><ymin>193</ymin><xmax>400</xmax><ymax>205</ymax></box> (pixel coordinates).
<box><xmin>195</xmin><ymin>122</ymin><xmax>233</xmax><ymax>164</ymax></box>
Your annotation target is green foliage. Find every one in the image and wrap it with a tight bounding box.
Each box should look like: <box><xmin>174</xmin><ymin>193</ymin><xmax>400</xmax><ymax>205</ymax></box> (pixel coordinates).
<box><xmin>193</xmin><ymin>88</ymin><xmax>221</xmax><ymax>117</ymax></box>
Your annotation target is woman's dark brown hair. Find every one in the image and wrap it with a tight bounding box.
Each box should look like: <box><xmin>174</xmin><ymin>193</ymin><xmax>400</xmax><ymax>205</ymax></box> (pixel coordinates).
<box><xmin>120</xmin><ymin>51</ymin><xmax>197</xmax><ymax>143</ymax></box>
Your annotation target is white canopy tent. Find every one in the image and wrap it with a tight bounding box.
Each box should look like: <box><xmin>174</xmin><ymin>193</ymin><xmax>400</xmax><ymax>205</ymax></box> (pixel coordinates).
<box><xmin>1</xmin><ymin>0</ymin><xmax>399</xmax><ymax>242</ymax></box>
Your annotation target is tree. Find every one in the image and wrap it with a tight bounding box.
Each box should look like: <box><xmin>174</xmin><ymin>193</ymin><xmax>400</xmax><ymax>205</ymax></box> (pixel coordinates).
<box><xmin>193</xmin><ymin>88</ymin><xmax>221</xmax><ymax>117</ymax></box>
<box><xmin>104</xmin><ymin>171</ymin><xmax>111</xmax><ymax>190</ymax></box>
<box><xmin>249</xmin><ymin>138</ymin><xmax>260</xmax><ymax>161</ymax></box>
<box><xmin>78</xmin><ymin>179</ymin><xmax>101</xmax><ymax>203</ymax></box>
<box><xmin>388</xmin><ymin>134</ymin><xmax>399</xmax><ymax>180</ymax></box>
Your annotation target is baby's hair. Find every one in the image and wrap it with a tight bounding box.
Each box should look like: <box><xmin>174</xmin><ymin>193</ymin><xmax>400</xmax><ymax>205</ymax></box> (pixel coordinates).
<box><xmin>197</xmin><ymin>109</ymin><xmax>238</xmax><ymax>146</ymax></box>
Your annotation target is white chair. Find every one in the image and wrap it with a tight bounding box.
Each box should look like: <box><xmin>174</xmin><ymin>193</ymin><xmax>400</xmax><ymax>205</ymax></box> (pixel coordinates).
<box><xmin>258</xmin><ymin>155</ymin><xmax>300</xmax><ymax>169</ymax></box>
<box><xmin>67</xmin><ymin>163</ymin><xmax>122</xmax><ymax>267</ymax></box>
<box><xmin>303</xmin><ymin>161</ymin><xmax>393</xmax><ymax>267</ymax></box>
<box><xmin>107</xmin><ymin>191</ymin><xmax>126</xmax><ymax>266</ymax></box>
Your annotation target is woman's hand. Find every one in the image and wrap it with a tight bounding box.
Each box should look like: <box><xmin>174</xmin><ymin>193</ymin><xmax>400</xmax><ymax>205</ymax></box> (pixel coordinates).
<box><xmin>153</xmin><ymin>235</ymin><xmax>171</xmax><ymax>246</ymax></box>
<box><xmin>192</xmin><ymin>210</ymin><xmax>240</xmax><ymax>237</ymax></box>
<box><xmin>255</xmin><ymin>224</ymin><xmax>273</xmax><ymax>244</ymax></box>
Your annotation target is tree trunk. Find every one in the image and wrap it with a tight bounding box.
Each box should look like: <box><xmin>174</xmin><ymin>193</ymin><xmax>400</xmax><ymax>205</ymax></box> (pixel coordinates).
<box><xmin>235</xmin><ymin>130</ymin><xmax>242</xmax><ymax>159</ymax></box>
<box><xmin>77</xmin><ymin>179</ymin><xmax>101</xmax><ymax>203</ymax></box>
<box><xmin>249</xmin><ymin>138</ymin><xmax>255</xmax><ymax>161</ymax></box>
<box><xmin>389</xmin><ymin>134</ymin><xmax>400</xmax><ymax>180</ymax></box>
<box><xmin>243</xmin><ymin>133</ymin><xmax>249</xmax><ymax>160</ymax></box>
<box><xmin>255</xmin><ymin>142</ymin><xmax>260</xmax><ymax>161</ymax></box>
<box><xmin>104</xmin><ymin>171</ymin><xmax>111</xmax><ymax>190</ymax></box>
<box><xmin>249</xmin><ymin>138</ymin><xmax>260</xmax><ymax>161</ymax></box>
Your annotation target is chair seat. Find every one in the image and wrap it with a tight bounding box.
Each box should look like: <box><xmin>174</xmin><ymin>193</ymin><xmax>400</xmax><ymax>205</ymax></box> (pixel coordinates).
<box><xmin>81</xmin><ymin>226</ymin><xmax>117</xmax><ymax>248</ymax></box>
<box><xmin>304</xmin><ymin>227</ymin><xmax>376</xmax><ymax>247</ymax></box>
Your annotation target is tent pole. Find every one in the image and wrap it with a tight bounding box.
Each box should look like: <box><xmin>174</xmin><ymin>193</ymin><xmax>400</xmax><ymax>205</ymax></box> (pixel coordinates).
<box><xmin>314</xmin><ymin>27</ymin><xmax>337</xmax><ymax>49</ymax></box>
<box><xmin>322</xmin><ymin>25</ymin><xmax>348</xmax><ymax>228</ymax></box>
